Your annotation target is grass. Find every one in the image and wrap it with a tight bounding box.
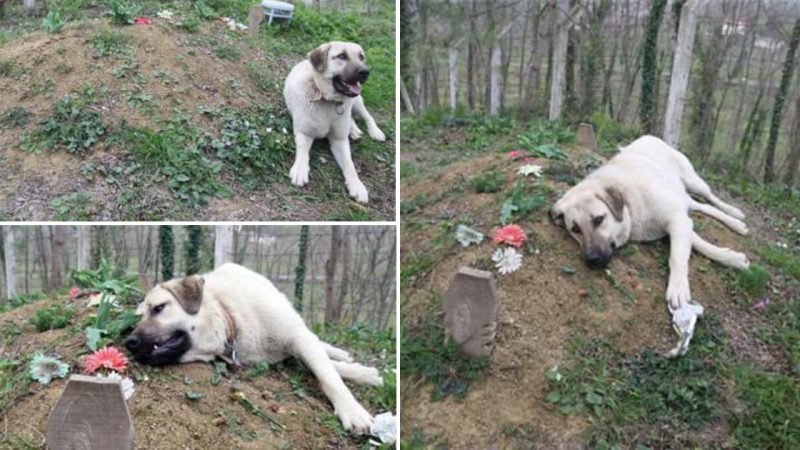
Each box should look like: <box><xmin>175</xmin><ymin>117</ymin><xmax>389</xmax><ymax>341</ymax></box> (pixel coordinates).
<box><xmin>470</xmin><ymin>170</ymin><xmax>505</xmax><ymax>194</ymax></box>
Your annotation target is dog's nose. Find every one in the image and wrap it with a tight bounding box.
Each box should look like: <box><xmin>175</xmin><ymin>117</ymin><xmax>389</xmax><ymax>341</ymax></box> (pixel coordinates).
<box><xmin>124</xmin><ymin>335</ymin><xmax>140</xmax><ymax>351</ymax></box>
<box><xmin>358</xmin><ymin>68</ymin><xmax>370</xmax><ymax>81</ymax></box>
<box><xmin>585</xmin><ymin>253</ymin><xmax>610</xmax><ymax>269</ymax></box>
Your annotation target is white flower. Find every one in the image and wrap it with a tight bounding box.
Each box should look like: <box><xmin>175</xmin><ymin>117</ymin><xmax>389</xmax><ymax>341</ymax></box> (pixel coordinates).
<box><xmin>156</xmin><ymin>10</ymin><xmax>174</xmax><ymax>19</ymax></box>
<box><xmin>517</xmin><ymin>164</ymin><xmax>543</xmax><ymax>177</ymax></box>
<box><xmin>98</xmin><ymin>372</ymin><xmax>135</xmax><ymax>400</ymax></box>
<box><xmin>492</xmin><ymin>248</ymin><xmax>522</xmax><ymax>275</ymax></box>
<box><xmin>266</xmin><ymin>127</ymin><xmax>273</xmax><ymax>133</ymax></box>
<box><xmin>455</xmin><ymin>224</ymin><xmax>484</xmax><ymax>247</ymax></box>
<box><xmin>29</xmin><ymin>353</ymin><xmax>69</xmax><ymax>385</ymax></box>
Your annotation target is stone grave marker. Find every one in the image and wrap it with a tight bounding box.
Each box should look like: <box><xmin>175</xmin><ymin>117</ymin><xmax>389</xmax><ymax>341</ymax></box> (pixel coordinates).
<box><xmin>443</xmin><ymin>267</ymin><xmax>499</xmax><ymax>357</ymax></box>
<box><xmin>46</xmin><ymin>375</ymin><xmax>133</xmax><ymax>450</ymax></box>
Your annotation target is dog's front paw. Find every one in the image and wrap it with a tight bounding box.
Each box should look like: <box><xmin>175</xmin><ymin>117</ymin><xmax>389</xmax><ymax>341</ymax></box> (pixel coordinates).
<box><xmin>336</xmin><ymin>400</ymin><xmax>373</xmax><ymax>434</ymax></box>
<box><xmin>290</xmin><ymin>162</ymin><xmax>310</xmax><ymax>187</ymax></box>
<box><xmin>347</xmin><ymin>180</ymin><xmax>369</xmax><ymax>203</ymax></box>
<box><xmin>729</xmin><ymin>251</ymin><xmax>750</xmax><ymax>270</ymax></box>
<box><xmin>350</xmin><ymin>124</ymin><xmax>364</xmax><ymax>141</ymax></box>
<box><xmin>731</xmin><ymin>219</ymin><xmax>749</xmax><ymax>236</ymax></box>
<box><xmin>361</xmin><ymin>367</ymin><xmax>384</xmax><ymax>387</ymax></box>
<box><xmin>368</xmin><ymin>126</ymin><xmax>386</xmax><ymax>142</ymax></box>
<box><xmin>666</xmin><ymin>279</ymin><xmax>691</xmax><ymax>312</ymax></box>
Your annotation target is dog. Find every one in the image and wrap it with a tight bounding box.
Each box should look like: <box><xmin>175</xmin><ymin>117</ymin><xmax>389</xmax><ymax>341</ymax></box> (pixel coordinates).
<box><xmin>124</xmin><ymin>263</ymin><xmax>383</xmax><ymax>433</ymax></box>
<box><xmin>283</xmin><ymin>41</ymin><xmax>386</xmax><ymax>203</ymax></box>
<box><xmin>551</xmin><ymin>135</ymin><xmax>750</xmax><ymax>312</ymax></box>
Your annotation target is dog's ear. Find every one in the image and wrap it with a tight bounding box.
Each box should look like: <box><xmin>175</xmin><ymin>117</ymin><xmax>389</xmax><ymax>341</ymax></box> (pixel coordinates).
<box><xmin>308</xmin><ymin>43</ymin><xmax>330</xmax><ymax>73</ymax></box>
<box><xmin>597</xmin><ymin>186</ymin><xmax>626</xmax><ymax>222</ymax></box>
<box><xmin>163</xmin><ymin>275</ymin><xmax>204</xmax><ymax>315</ymax></box>
<box><xmin>550</xmin><ymin>202</ymin><xmax>565</xmax><ymax>227</ymax></box>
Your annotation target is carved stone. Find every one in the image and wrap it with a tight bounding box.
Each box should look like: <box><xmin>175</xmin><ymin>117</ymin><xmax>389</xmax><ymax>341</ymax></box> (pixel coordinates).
<box><xmin>443</xmin><ymin>267</ymin><xmax>499</xmax><ymax>357</ymax></box>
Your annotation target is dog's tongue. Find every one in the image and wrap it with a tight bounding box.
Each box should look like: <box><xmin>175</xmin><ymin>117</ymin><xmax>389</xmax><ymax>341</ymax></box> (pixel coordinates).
<box><xmin>347</xmin><ymin>81</ymin><xmax>362</xmax><ymax>95</ymax></box>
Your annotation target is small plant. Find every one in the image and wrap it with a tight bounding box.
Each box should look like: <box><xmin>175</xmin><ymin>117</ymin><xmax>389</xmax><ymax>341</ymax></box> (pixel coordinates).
<box><xmin>108</xmin><ymin>0</ymin><xmax>136</xmax><ymax>25</ymax></box>
<box><xmin>245</xmin><ymin>362</ymin><xmax>270</xmax><ymax>379</ymax></box>
<box><xmin>21</xmin><ymin>95</ymin><xmax>106</xmax><ymax>154</ymax></box>
<box><xmin>471</xmin><ymin>170</ymin><xmax>505</xmax><ymax>194</ymax></box>
<box><xmin>0</xmin><ymin>59</ymin><xmax>13</xmax><ymax>77</ymax></box>
<box><xmin>42</xmin><ymin>9</ymin><xmax>64</xmax><ymax>33</ymax></box>
<box><xmin>87</xmin><ymin>29</ymin><xmax>131</xmax><ymax>58</ymax></box>
<box><xmin>30</xmin><ymin>304</ymin><xmax>75</xmax><ymax>332</ymax></box>
<box><xmin>736</xmin><ymin>265</ymin><xmax>770</xmax><ymax>297</ymax></box>
<box><xmin>70</xmin><ymin>258</ymin><xmax>141</xmax><ymax>302</ymax></box>
<box><xmin>0</xmin><ymin>107</ymin><xmax>30</xmax><ymax>129</ymax></box>
<box><xmin>179</xmin><ymin>16</ymin><xmax>201</xmax><ymax>33</ymax></box>
<box><xmin>214</xmin><ymin>45</ymin><xmax>242</xmax><ymax>62</ymax></box>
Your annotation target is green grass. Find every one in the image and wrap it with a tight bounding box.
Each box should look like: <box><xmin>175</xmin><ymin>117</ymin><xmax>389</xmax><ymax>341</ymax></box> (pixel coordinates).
<box><xmin>734</xmin><ymin>264</ymin><xmax>770</xmax><ymax>297</ymax></box>
<box><xmin>470</xmin><ymin>170</ymin><xmax>505</xmax><ymax>194</ymax></box>
<box><xmin>759</xmin><ymin>246</ymin><xmax>800</xmax><ymax>280</ymax></box>
<box><xmin>87</xmin><ymin>28</ymin><xmax>132</xmax><ymax>58</ymax></box>
<box><xmin>732</xmin><ymin>367</ymin><xmax>800</xmax><ymax>449</ymax></box>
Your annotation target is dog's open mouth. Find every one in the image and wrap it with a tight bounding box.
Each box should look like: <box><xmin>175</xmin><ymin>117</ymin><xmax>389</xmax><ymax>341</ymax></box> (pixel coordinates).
<box><xmin>132</xmin><ymin>329</ymin><xmax>191</xmax><ymax>366</ymax></box>
<box><xmin>333</xmin><ymin>75</ymin><xmax>362</xmax><ymax>97</ymax></box>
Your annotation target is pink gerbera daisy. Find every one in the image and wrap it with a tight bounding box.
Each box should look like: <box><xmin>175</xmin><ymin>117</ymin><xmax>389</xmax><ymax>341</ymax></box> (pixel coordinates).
<box><xmin>507</xmin><ymin>150</ymin><xmax>526</xmax><ymax>159</ymax></box>
<box><xmin>69</xmin><ymin>287</ymin><xmax>80</xmax><ymax>298</ymax></box>
<box><xmin>84</xmin><ymin>347</ymin><xmax>129</xmax><ymax>374</ymax></box>
<box><xmin>492</xmin><ymin>224</ymin><xmax>527</xmax><ymax>248</ymax></box>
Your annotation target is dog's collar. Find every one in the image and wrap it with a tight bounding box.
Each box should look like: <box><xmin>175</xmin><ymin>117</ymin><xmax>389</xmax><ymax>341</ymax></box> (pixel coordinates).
<box><xmin>218</xmin><ymin>301</ymin><xmax>239</xmax><ymax>365</ymax></box>
<box><xmin>310</xmin><ymin>79</ymin><xmax>346</xmax><ymax>114</ymax></box>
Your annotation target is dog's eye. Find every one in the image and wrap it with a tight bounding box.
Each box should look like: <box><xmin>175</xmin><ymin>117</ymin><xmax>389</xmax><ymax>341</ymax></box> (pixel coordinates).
<box><xmin>152</xmin><ymin>304</ymin><xmax>166</xmax><ymax>314</ymax></box>
<box><xmin>336</xmin><ymin>53</ymin><xmax>348</xmax><ymax>60</ymax></box>
<box><xmin>593</xmin><ymin>215</ymin><xmax>605</xmax><ymax>227</ymax></box>
<box><xmin>359</xmin><ymin>53</ymin><xmax>364</xmax><ymax>61</ymax></box>
<box><xmin>571</xmin><ymin>224</ymin><xmax>581</xmax><ymax>234</ymax></box>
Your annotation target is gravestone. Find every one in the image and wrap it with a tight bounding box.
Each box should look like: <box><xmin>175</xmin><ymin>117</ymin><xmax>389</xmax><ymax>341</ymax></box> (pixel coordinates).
<box><xmin>577</xmin><ymin>123</ymin><xmax>597</xmax><ymax>150</ymax></box>
<box><xmin>46</xmin><ymin>375</ymin><xmax>134</xmax><ymax>450</ymax></box>
<box><xmin>443</xmin><ymin>267</ymin><xmax>499</xmax><ymax>357</ymax></box>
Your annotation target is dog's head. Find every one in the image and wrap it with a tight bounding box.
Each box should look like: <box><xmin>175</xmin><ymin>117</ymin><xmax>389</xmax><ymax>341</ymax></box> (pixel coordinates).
<box><xmin>551</xmin><ymin>182</ymin><xmax>630</xmax><ymax>269</ymax></box>
<box><xmin>308</xmin><ymin>41</ymin><xmax>370</xmax><ymax>98</ymax></box>
<box><xmin>124</xmin><ymin>275</ymin><xmax>205</xmax><ymax>365</ymax></box>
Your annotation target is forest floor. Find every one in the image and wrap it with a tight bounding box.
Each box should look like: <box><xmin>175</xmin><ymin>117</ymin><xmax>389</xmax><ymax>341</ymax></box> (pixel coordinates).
<box><xmin>399</xmin><ymin>111</ymin><xmax>800</xmax><ymax>449</ymax></box>
<box><xmin>0</xmin><ymin>0</ymin><xmax>395</xmax><ymax>221</ymax></box>
<box><xmin>0</xmin><ymin>292</ymin><xmax>396</xmax><ymax>450</ymax></box>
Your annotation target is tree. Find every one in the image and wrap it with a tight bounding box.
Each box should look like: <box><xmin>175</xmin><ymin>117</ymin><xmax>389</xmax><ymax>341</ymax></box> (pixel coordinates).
<box><xmin>783</xmin><ymin>96</ymin><xmax>800</xmax><ymax>185</ymax></box>
<box><xmin>549</xmin><ymin>0</ymin><xmax>571</xmax><ymax>120</ymax></box>
<box><xmin>294</xmin><ymin>225</ymin><xmax>310</xmax><ymax>313</ymax></box>
<box><xmin>664</xmin><ymin>0</ymin><xmax>701</xmax><ymax>146</ymax></box>
<box><xmin>214</xmin><ymin>226</ymin><xmax>234</xmax><ymax>268</ymax></box>
<box><xmin>159</xmin><ymin>226</ymin><xmax>174</xmax><ymax>281</ymax></box>
<box><xmin>185</xmin><ymin>226</ymin><xmax>203</xmax><ymax>275</ymax></box>
<box><xmin>639</xmin><ymin>0</ymin><xmax>668</xmax><ymax>134</ymax></box>
<box><xmin>324</xmin><ymin>226</ymin><xmax>343</xmax><ymax>323</ymax></box>
<box><xmin>49</xmin><ymin>226</ymin><xmax>66</xmax><ymax>291</ymax></box>
<box><xmin>764</xmin><ymin>17</ymin><xmax>800</xmax><ymax>183</ymax></box>
<box><xmin>3</xmin><ymin>227</ymin><xmax>16</xmax><ymax>300</ymax></box>
<box><xmin>77</xmin><ymin>226</ymin><xmax>91</xmax><ymax>271</ymax></box>
<box><xmin>337</xmin><ymin>229</ymin><xmax>352</xmax><ymax>321</ymax></box>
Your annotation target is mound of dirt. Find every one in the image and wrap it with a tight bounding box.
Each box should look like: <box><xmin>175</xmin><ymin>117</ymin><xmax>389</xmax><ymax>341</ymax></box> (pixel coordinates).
<box><xmin>400</xmin><ymin>140</ymin><xmax>778</xmax><ymax>447</ymax></box>
<box><xmin>0</xmin><ymin>297</ymin><xmax>387</xmax><ymax>449</ymax></box>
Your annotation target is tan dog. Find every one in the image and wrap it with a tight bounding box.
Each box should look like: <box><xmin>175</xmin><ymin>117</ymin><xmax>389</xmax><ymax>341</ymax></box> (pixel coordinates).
<box><xmin>283</xmin><ymin>41</ymin><xmax>386</xmax><ymax>203</ymax></box>
<box><xmin>551</xmin><ymin>135</ymin><xmax>750</xmax><ymax>312</ymax></box>
<box><xmin>124</xmin><ymin>263</ymin><xmax>383</xmax><ymax>433</ymax></box>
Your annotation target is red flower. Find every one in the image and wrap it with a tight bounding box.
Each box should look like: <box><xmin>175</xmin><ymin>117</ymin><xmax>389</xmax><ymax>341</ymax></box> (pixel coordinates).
<box><xmin>134</xmin><ymin>17</ymin><xmax>153</xmax><ymax>25</ymax></box>
<box><xmin>492</xmin><ymin>224</ymin><xmax>527</xmax><ymax>248</ymax></box>
<box><xmin>84</xmin><ymin>347</ymin><xmax>129</xmax><ymax>374</ymax></box>
<box><xmin>507</xmin><ymin>150</ymin><xmax>526</xmax><ymax>159</ymax></box>
<box><xmin>69</xmin><ymin>287</ymin><xmax>80</xmax><ymax>298</ymax></box>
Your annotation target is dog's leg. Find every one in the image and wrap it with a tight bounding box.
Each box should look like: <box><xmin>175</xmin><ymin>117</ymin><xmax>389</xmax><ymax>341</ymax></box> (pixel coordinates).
<box><xmin>349</xmin><ymin>119</ymin><xmax>364</xmax><ymax>141</ymax></box>
<box><xmin>330</xmin><ymin>137</ymin><xmax>369</xmax><ymax>203</ymax></box>
<box><xmin>692</xmin><ymin>232</ymin><xmax>750</xmax><ymax>269</ymax></box>
<box><xmin>291</xmin><ymin>332</ymin><xmax>373</xmax><ymax>433</ymax></box>
<box><xmin>689</xmin><ymin>199</ymin><xmax>748</xmax><ymax>235</ymax></box>
<box><xmin>679</xmin><ymin>165</ymin><xmax>745</xmax><ymax>220</ymax></box>
<box><xmin>352</xmin><ymin>96</ymin><xmax>385</xmax><ymax>142</ymax></box>
<box><xmin>321</xmin><ymin>342</ymin><xmax>353</xmax><ymax>362</ymax></box>
<box><xmin>331</xmin><ymin>361</ymin><xmax>383</xmax><ymax>386</ymax></box>
<box><xmin>290</xmin><ymin>132</ymin><xmax>314</xmax><ymax>187</ymax></box>
<box><xmin>666</xmin><ymin>216</ymin><xmax>694</xmax><ymax>311</ymax></box>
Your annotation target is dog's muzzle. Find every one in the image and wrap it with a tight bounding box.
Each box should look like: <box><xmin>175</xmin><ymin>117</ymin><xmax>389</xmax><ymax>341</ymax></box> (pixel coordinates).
<box><xmin>125</xmin><ymin>329</ymin><xmax>191</xmax><ymax>366</ymax></box>
<box><xmin>585</xmin><ymin>251</ymin><xmax>612</xmax><ymax>269</ymax></box>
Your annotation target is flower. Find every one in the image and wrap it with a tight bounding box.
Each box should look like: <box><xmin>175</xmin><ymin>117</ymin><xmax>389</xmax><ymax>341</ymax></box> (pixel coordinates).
<box><xmin>83</xmin><ymin>347</ymin><xmax>129</xmax><ymax>374</ymax></box>
<box><xmin>455</xmin><ymin>224</ymin><xmax>484</xmax><ymax>247</ymax></box>
<box><xmin>29</xmin><ymin>353</ymin><xmax>69</xmax><ymax>384</ymax></box>
<box><xmin>69</xmin><ymin>287</ymin><xmax>80</xmax><ymax>298</ymax></box>
<box><xmin>517</xmin><ymin>164</ymin><xmax>543</xmax><ymax>177</ymax></box>
<box><xmin>753</xmin><ymin>298</ymin><xmax>770</xmax><ymax>312</ymax></box>
<box><xmin>156</xmin><ymin>10</ymin><xmax>174</xmax><ymax>19</ymax></box>
<box><xmin>492</xmin><ymin>224</ymin><xmax>527</xmax><ymax>248</ymax></box>
<box><xmin>133</xmin><ymin>17</ymin><xmax>153</xmax><ymax>25</ymax></box>
<box><xmin>492</xmin><ymin>248</ymin><xmax>523</xmax><ymax>275</ymax></box>
<box><xmin>507</xmin><ymin>150</ymin><xmax>525</xmax><ymax>159</ymax></box>
<box><xmin>98</xmin><ymin>372</ymin><xmax>135</xmax><ymax>400</ymax></box>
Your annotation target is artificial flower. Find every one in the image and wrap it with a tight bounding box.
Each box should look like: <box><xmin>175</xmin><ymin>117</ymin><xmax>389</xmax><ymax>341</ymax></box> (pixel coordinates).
<box><xmin>29</xmin><ymin>353</ymin><xmax>69</xmax><ymax>385</ymax></box>
<box><xmin>507</xmin><ymin>150</ymin><xmax>525</xmax><ymax>159</ymax></box>
<box><xmin>492</xmin><ymin>224</ymin><xmax>527</xmax><ymax>248</ymax></box>
<box><xmin>156</xmin><ymin>10</ymin><xmax>174</xmax><ymax>19</ymax></box>
<box><xmin>517</xmin><ymin>164</ymin><xmax>543</xmax><ymax>178</ymax></box>
<box><xmin>87</xmin><ymin>293</ymin><xmax>118</xmax><ymax>308</ymax></box>
<box><xmin>492</xmin><ymin>248</ymin><xmax>523</xmax><ymax>275</ymax></box>
<box><xmin>69</xmin><ymin>287</ymin><xmax>80</xmax><ymax>298</ymax></box>
<box><xmin>133</xmin><ymin>17</ymin><xmax>153</xmax><ymax>25</ymax></box>
<box><xmin>84</xmin><ymin>346</ymin><xmax>129</xmax><ymax>374</ymax></box>
<box><xmin>455</xmin><ymin>224</ymin><xmax>484</xmax><ymax>247</ymax></box>
<box><xmin>98</xmin><ymin>372</ymin><xmax>135</xmax><ymax>400</ymax></box>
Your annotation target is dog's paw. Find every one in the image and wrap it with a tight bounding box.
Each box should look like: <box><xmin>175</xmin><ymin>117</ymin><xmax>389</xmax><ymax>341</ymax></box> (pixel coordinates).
<box><xmin>347</xmin><ymin>180</ymin><xmax>369</xmax><ymax>203</ymax></box>
<box><xmin>360</xmin><ymin>367</ymin><xmax>384</xmax><ymax>387</ymax></box>
<box><xmin>728</xmin><ymin>251</ymin><xmax>750</xmax><ymax>270</ymax></box>
<box><xmin>731</xmin><ymin>219</ymin><xmax>749</xmax><ymax>236</ymax></box>
<box><xmin>289</xmin><ymin>162</ymin><xmax>310</xmax><ymax>187</ymax></box>
<box><xmin>666</xmin><ymin>279</ymin><xmax>691</xmax><ymax>311</ymax></box>
<box><xmin>368</xmin><ymin>126</ymin><xmax>386</xmax><ymax>142</ymax></box>
<box><xmin>728</xmin><ymin>205</ymin><xmax>746</xmax><ymax>221</ymax></box>
<box><xmin>350</xmin><ymin>124</ymin><xmax>364</xmax><ymax>141</ymax></box>
<box><xmin>336</xmin><ymin>400</ymin><xmax>373</xmax><ymax>434</ymax></box>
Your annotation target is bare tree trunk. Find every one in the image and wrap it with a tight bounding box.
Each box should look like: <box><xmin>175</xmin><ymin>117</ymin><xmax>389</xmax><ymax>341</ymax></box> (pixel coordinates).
<box><xmin>214</xmin><ymin>226</ymin><xmax>234</xmax><ymax>268</ymax></box>
<box><xmin>783</xmin><ymin>96</ymin><xmax>800</xmax><ymax>185</ymax></box>
<box><xmin>3</xmin><ymin>226</ymin><xmax>16</xmax><ymax>300</ymax></box>
<box><xmin>49</xmin><ymin>226</ymin><xmax>66</xmax><ymax>291</ymax></box>
<box><xmin>449</xmin><ymin>40</ymin><xmax>460</xmax><ymax>111</ymax></box>
<box><xmin>77</xmin><ymin>226</ymin><xmax>91</xmax><ymax>271</ymax></box>
<box><xmin>490</xmin><ymin>38</ymin><xmax>502</xmax><ymax>115</ymax></box>
<box><xmin>549</xmin><ymin>0</ymin><xmax>570</xmax><ymax>120</ymax></box>
<box><xmin>23</xmin><ymin>227</ymin><xmax>29</xmax><ymax>294</ymax></box>
<box><xmin>324</xmin><ymin>226</ymin><xmax>343</xmax><ymax>324</ymax></box>
<box><xmin>35</xmin><ymin>227</ymin><xmax>48</xmax><ymax>291</ymax></box>
<box><xmin>664</xmin><ymin>0</ymin><xmax>700</xmax><ymax>147</ymax></box>
<box><xmin>337</xmin><ymin>229</ymin><xmax>352</xmax><ymax>322</ymax></box>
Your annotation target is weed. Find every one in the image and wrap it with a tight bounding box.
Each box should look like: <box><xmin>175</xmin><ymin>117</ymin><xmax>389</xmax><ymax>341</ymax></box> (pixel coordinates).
<box><xmin>0</xmin><ymin>58</ymin><xmax>14</xmax><ymax>77</ymax></box>
<box><xmin>471</xmin><ymin>170</ymin><xmax>505</xmax><ymax>194</ymax></box>
<box><xmin>42</xmin><ymin>9</ymin><xmax>64</xmax><ymax>33</ymax></box>
<box><xmin>245</xmin><ymin>362</ymin><xmax>270</xmax><ymax>379</ymax></box>
<box><xmin>735</xmin><ymin>264</ymin><xmax>770</xmax><ymax>297</ymax></box>
<box><xmin>30</xmin><ymin>304</ymin><xmax>75</xmax><ymax>332</ymax></box>
<box><xmin>214</xmin><ymin>44</ymin><xmax>242</xmax><ymax>62</ymax></box>
<box><xmin>0</xmin><ymin>107</ymin><xmax>30</xmax><ymax>129</ymax></box>
<box><xmin>0</xmin><ymin>293</ymin><xmax>45</xmax><ymax>313</ymax></box>
<box><xmin>51</xmin><ymin>192</ymin><xmax>93</xmax><ymax>220</ymax></box>
<box><xmin>759</xmin><ymin>245</ymin><xmax>800</xmax><ymax>280</ymax></box>
<box><xmin>21</xmin><ymin>95</ymin><xmax>106</xmax><ymax>154</ymax></box>
<box><xmin>732</xmin><ymin>366</ymin><xmax>800</xmax><ymax>448</ymax></box>
<box><xmin>179</xmin><ymin>15</ymin><xmax>201</xmax><ymax>33</ymax></box>
<box><xmin>87</xmin><ymin>29</ymin><xmax>131</xmax><ymax>58</ymax></box>
<box><xmin>400</xmin><ymin>253</ymin><xmax>433</xmax><ymax>287</ymax></box>
<box><xmin>108</xmin><ymin>0</ymin><xmax>136</xmax><ymax>25</ymax></box>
